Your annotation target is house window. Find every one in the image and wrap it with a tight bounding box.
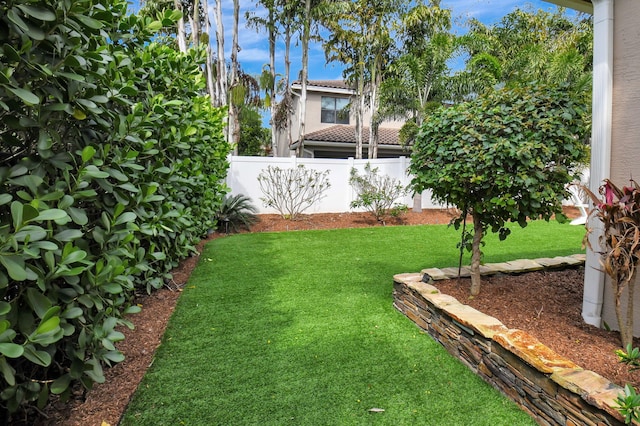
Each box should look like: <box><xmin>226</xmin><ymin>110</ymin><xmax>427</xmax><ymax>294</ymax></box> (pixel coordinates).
<box><xmin>321</xmin><ymin>97</ymin><xmax>349</xmax><ymax>124</ymax></box>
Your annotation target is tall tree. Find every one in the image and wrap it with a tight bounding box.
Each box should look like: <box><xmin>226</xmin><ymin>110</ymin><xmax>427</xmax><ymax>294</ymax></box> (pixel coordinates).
<box><xmin>296</xmin><ymin>0</ymin><xmax>312</xmax><ymax>156</ymax></box>
<box><xmin>247</xmin><ymin>0</ymin><xmax>279</xmax><ymax>155</ymax></box>
<box><xmin>379</xmin><ymin>2</ymin><xmax>454</xmax><ymax>146</ymax></box>
<box><xmin>454</xmin><ymin>7</ymin><xmax>593</xmax><ymax>98</ymax></box>
<box><xmin>229</xmin><ymin>0</ymin><xmax>241</xmax><ymax>152</ymax></box>
<box><xmin>212</xmin><ymin>0</ymin><xmax>227</xmax><ymax>108</ymax></box>
<box><xmin>321</xmin><ymin>0</ymin><xmax>406</xmax><ymax>159</ymax></box>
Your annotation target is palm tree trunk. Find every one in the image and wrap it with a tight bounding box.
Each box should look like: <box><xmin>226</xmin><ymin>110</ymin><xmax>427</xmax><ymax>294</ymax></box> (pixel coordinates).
<box><xmin>202</xmin><ymin>0</ymin><xmax>216</xmax><ymax>103</ymax></box>
<box><xmin>213</xmin><ymin>0</ymin><xmax>227</xmax><ymax>109</ymax></box>
<box><xmin>297</xmin><ymin>0</ymin><xmax>311</xmax><ymax>157</ymax></box>
<box><xmin>191</xmin><ymin>0</ymin><xmax>200</xmax><ymax>46</ymax></box>
<box><xmin>268</xmin><ymin>8</ymin><xmax>277</xmax><ymax>156</ymax></box>
<box><xmin>284</xmin><ymin>26</ymin><xmax>293</xmax><ymax>151</ymax></box>
<box><xmin>229</xmin><ymin>0</ymin><xmax>240</xmax><ymax>152</ymax></box>
<box><xmin>173</xmin><ymin>0</ymin><xmax>187</xmax><ymax>52</ymax></box>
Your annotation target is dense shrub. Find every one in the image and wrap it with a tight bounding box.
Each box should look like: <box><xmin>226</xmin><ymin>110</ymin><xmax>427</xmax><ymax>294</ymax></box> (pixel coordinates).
<box><xmin>0</xmin><ymin>0</ymin><xmax>230</xmax><ymax>420</ymax></box>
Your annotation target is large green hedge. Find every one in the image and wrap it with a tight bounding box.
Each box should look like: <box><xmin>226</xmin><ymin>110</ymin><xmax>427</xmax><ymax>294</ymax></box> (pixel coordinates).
<box><xmin>0</xmin><ymin>0</ymin><xmax>230</xmax><ymax>420</ymax></box>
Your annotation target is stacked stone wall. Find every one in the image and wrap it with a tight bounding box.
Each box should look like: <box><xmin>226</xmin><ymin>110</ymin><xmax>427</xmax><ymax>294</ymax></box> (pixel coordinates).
<box><xmin>393</xmin><ymin>272</ymin><xmax>630</xmax><ymax>426</ymax></box>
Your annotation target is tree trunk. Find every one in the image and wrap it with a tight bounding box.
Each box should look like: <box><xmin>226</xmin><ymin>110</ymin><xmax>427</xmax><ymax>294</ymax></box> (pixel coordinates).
<box><xmin>173</xmin><ymin>0</ymin><xmax>187</xmax><ymax>52</ymax></box>
<box><xmin>284</xmin><ymin>26</ymin><xmax>292</xmax><ymax>151</ymax></box>
<box><xmin>297</xmin><ymin>0</ymin><xmax>311</xmax><ymax>157</ymax></box>
<box><xmin>213</xmin><ymin>0</ymin><xmax>227</xmax><ymax>109</ymax></box>
<box><xmin>368</xmin><ymin>58</ymin><xmax>381</xmax><ymax>159</ymax></box>
<box><xmin>229</xmin><ymin>0</ymin><xmax>240</xmax><ymax>152</ymax></box>
<box><xmin>202</xmin><ymin>0</ymin><xmax>216</xmax><ymax>104</ymax></box>
<box><xmin>616</xmin><ymin>270</ymin><xmax>637</xmax><ymax>349</ymax></box>
<box><xmin>268</xmin><ymin>8</ymin><xmax>277</xmax><ymax>156</ymax></box>
<box><xmin>355</xmin><ymin>58</ymin><xmax>365</xmax><ymax>159</ymax></box>
<box><xmin>469</xmin><ymin>212</ymin><xmax>483</xmax><ymax>296</ymax></box>
<box><xmin>191</xmin><ymin>0</ymin><xmax>200</xmax><ymax>46</ymax></box>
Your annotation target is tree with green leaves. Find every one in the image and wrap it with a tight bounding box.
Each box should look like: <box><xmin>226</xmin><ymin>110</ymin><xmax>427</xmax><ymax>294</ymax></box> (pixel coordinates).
<box><xmin>454</xmin><ymin>7</ymin><xmax>592</xmax><ymax>98</ymax></box>
<box><xmin>379</xmin><ymin>1</ymin><xmax>454</xmax><ymax>146</ymax></box>
<box><xmin>238</xmin><ymin>106</ymin><xmax>271</xmax><ymax>156</ymax></box>
<box><xmin>321</xmin><ymin>0</ymin><xmax>407</xmax><ymax>159</ymax></box>
<box><xmin>410</xmin><ymin>84</ymin><xmax>589</xmax><ymax>295</ymax></box>
<box><xmin>247</xmin><ymin>0</ymin><xmax>279</xmax><ymax>154</ymax></box>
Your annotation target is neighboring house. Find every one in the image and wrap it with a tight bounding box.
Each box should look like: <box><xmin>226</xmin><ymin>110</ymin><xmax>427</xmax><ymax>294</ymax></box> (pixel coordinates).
<box><xmin>276</xmin><ymin>80</ymin><xmax>408</xmax><ymax>158</ymax></box>
<box><xmin>547</xmin><ymin>0</ymin><xmax>640</xmax><ymax>335</ymax></box>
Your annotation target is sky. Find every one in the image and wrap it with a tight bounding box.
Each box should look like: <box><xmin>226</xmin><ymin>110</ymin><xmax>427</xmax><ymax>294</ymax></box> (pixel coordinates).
<box><xmin>226</xmin><ymin>0</ymin><xmax>573</xmax><ymax>82</ymax></box>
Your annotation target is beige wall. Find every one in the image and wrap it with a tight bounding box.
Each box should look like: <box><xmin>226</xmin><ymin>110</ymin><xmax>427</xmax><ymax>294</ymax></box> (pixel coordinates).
<box><xmin>600</xmin><ymin>0</ymin><xmax>640</xmax><ymax>335</ymax></box>
<box><xmin>276</xmin><ymin>88</ymin><xmax>404</xmax><ymax>157</ymax></box>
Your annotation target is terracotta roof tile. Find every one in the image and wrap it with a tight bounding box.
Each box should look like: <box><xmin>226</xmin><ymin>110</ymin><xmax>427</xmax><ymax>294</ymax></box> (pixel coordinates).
<box><xmin>304</xmin><ymin>125</ymin><xmax>402</xmax><ymax>146</ymax></box>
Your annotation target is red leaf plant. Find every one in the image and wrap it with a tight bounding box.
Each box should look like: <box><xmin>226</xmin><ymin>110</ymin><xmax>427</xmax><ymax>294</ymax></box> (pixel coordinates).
<box><xmin>583</xmin><ymin>179</ymin><xmax>640</xmax><ymax>349</ymax></box>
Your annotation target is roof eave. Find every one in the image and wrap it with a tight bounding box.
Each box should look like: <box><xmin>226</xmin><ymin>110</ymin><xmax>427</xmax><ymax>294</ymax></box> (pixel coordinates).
<box><xmin>290</xmin><ymin>83</ymin><xmax>355</xmax><ymax>96</ymax></box>
<box><xmin>543</xmin><ymin>0</ymin><xmax>593</xmax><ymax>14</ymax></box>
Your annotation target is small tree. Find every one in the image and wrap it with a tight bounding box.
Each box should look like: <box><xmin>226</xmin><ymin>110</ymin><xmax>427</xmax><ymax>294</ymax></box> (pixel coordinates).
<box><xmin>349</xmin><ymin>163</ymin><xmax>408</xmax><ymax>224</ymax></box>
<box><xmin>583</xmin><ymin>179</ymin><xmax>640</xmax><ymax>350</ymax></box>
<box><xmin>257</xmin><ymin>165</ymin><xmax>330</xmax><ymax>219</ymax></box>
<box><xmin>410</xmin><ymin>83</ymin><xmax>588</xmax><ymax>295</ymax></box>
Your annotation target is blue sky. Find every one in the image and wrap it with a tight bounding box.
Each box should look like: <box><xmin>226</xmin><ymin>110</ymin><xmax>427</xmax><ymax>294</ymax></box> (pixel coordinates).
<box><xmin>228</xmin><ymin>0</ymin><xmax>570</xmax><ymax>82</ymax></box>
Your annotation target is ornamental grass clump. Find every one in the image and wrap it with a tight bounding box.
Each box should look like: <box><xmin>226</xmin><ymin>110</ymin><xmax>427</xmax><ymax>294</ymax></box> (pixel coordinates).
<box><xmin>583</xmin><ymin>179</ymin><xmax>640</xmax><ymax>349</ymax></box>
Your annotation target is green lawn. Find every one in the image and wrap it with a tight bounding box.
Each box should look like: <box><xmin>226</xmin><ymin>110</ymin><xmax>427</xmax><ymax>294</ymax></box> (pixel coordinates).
<box><xmin>121</xmin><ymin>221</ymin><xmax>585</xmax><ymax>425</ymax></box>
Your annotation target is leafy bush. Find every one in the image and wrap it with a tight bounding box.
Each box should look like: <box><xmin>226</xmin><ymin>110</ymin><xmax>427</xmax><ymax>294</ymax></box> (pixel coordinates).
<box><xmin>615</xmin><ymin>345</ymin><xmax>640</xmax><ymax>424</ymax></box>
<box><xmin>0</xmin><ymin>0</ymin><xmax>230</xmax><ymax>421</ymax></box>
<box><xmin>215</xmin><ymin>194</ymin><xmax>259</xmax><ymax>234</ymax></box>
<box><xmin>349</xmin><ymin>163</ymin><xmax>408</xmax><ymax>224</ymax></box>
<box><xmin>257</xmin><ymin>165</ymin><xmax>331</xmax><ymax>219</ymax></box>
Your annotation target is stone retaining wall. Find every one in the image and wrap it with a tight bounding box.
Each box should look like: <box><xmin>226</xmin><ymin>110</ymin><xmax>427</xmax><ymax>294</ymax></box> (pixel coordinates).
<box><xmin>393</xmin><ymin>266</ymin><xmax>631</xmax><ymax>426</ymax></box>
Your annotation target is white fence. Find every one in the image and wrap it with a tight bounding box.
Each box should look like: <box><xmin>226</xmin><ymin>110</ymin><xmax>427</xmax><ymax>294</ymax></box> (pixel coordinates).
<box><xmin>225</xmin><ymin>155</ymin><xmax>441</xmax><ymax>214</ymax></box>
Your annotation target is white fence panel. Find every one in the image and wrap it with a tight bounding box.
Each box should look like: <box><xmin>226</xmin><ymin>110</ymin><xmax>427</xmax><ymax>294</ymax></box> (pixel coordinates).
<box><xmin>226</xmin><ymin>155</ymin><xmax>442</xmax><ymax>214</ymax></box>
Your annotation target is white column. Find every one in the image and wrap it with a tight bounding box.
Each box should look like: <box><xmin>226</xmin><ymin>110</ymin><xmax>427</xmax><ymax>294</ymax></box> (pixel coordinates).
<box><xmin>582</xmin><ymin>0</ymin><xmax>614</xmax><ymax>328</ymax></box>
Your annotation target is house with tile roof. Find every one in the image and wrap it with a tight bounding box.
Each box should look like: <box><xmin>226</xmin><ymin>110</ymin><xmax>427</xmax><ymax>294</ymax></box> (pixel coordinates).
<box><xmin>546</xmin><ymin>0</ymin><xmax>640</xmax><ymax>336</ymax></box>
<box><xmin>275</xmin><ymin>80</ymin><xmax>408</xmax><ymax>158</ymax></box>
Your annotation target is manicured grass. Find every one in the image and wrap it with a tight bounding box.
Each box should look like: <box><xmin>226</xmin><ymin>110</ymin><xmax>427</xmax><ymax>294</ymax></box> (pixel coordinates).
<box><xmin>121</xmin><ymin>221</ymin><xmax>584</xmax><ymax>425</ymax></box>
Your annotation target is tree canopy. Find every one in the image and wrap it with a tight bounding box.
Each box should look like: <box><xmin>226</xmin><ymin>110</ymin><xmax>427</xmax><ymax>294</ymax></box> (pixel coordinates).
<box><xmin>410</xmin><ymin>83</ymin><xmax>589</xmax><ymax>295</ymax></box>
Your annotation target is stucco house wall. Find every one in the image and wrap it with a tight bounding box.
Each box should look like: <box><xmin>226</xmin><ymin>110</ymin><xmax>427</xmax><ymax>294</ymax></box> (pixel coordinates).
<box><xmin>548</xmin><ymin>0</ymin><xmax>640</xmax><ymax>336</ymax></box>
<box><xmin>599</xmin><ymin>0</ymin><xmax>640</xmax><ymax>335</ymax></box>
<box><xmin>276</xmin><ymin>81</ymin><xmax>405</xmax><ymax>158</ymax></box>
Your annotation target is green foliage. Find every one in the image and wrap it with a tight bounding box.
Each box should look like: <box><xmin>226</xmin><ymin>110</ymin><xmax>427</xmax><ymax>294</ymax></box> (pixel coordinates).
<box><xmin>238</xmin><ymin>106</ymin><xmax>270</xmax><ymax>156</ymax></box>
<box><xmin>616</xmin><ymin>384</ymin><xmax>640</xmax><ymax>425</ymax></box>
<box><xmin>349</xmin><ymin>163</ymin><xmax>408</xmax><ymax>224</ymax></box>
<box><xmin>214</xmin><ymin>194</ymin><xmax>258</xmax><ymax>234</ymax></box>
<box><xmin>257</xmin><ymin>165</ymin><xmax>331</xmax><ymax>219</ymax></box>
<box><xmin>617</xmin><ymin>344</ymin><xmax>640</xmax><ymax>372</ymax></box>
<box><xmin>615</xmin><ymin>345</ymin><xmax>640</xmax><ymax>424</ymax></box>
<box><xmin>410</xmin><ymin>83</ymin><xmax>588</xmax><ymax>294</ymax></box>
<box><xmin>455</xmin><ymin>8</ymin><xmax>592</xmax><ymax>99</ymax></box>
<box><xmin>411</xmin><ymin>83</ymin><xmax>588</xmax><ymax>233</ymax></box>
<box><xmin>0</xmin><ymin>0</ymin><xmax>230</xmax><ymax>420</ymax></box>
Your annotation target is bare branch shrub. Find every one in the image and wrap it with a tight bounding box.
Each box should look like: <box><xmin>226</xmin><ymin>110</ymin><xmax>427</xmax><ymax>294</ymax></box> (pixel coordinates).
<box><xmin>257</xmin><ymin>165</ymin><xmax>331</xmax><ymax>219</ymax></box>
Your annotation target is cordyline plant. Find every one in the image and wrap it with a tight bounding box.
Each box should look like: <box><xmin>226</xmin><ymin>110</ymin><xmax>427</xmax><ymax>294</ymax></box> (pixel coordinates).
<box><xmin>583</xmin><ymin>179</ymin><xmax>640</xmax><ymax>349</ymax></box>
